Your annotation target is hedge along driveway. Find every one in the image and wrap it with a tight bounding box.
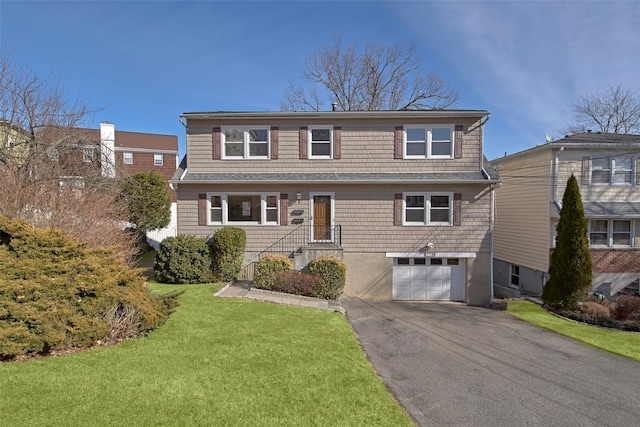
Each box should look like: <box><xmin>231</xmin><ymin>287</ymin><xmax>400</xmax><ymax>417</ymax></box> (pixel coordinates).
<box><xmin>0</xmin><ymin>284</ymin><xmax>413</xmax><ymax>427</ymax></box>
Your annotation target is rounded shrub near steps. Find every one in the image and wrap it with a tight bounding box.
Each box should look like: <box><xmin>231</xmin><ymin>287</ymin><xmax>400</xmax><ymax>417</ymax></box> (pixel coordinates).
<box><xmin>308</xmin><ymin>256</ymin><xmax>347</xmax><ymax>300</ymax></box>
<box><xmin>253</xmin><ymin>254</ymin><xmax>292</xmax><ymax>291</ymax></box>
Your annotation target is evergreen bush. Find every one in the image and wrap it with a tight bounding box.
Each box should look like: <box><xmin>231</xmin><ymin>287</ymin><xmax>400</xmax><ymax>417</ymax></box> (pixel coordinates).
<box><xmin>155</xmin><ymin>235</ymin><xmax>212</xmax><ymax>284</ymax></box>
<box><xmin>209</xmin><ymin>227</ymin><xmax>246</xmax><ymax>281</ymax></box>
<box><xmin>0</xmin><ymin>215</ymin><xmax>177</xmax><ymax>360</ymax></box>
<box><xmin>308</xmin><ymin>256</ymin><xmax>346</xmax><ymax>300</ymax></box>
<box><xmin>253</xmin><ymin>254</ymin><xmax>292</xmax><ymax>291</ymax></box>
<box><xmin>542</xmin><ymin>175</ymin><xmax>592</xmax><ymax>310</ymax></box>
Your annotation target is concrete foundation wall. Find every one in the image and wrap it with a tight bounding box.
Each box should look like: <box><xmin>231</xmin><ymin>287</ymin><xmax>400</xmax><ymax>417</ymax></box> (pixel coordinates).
<box><xmin>343</xmin><ymin>253</ymin><xmax>393</xmax><ymax>300</ymax></box>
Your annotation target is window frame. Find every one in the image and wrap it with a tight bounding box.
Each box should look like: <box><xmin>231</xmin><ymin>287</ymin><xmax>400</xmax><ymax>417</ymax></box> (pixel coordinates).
<box><xmin>221</xmin><ymin>126</ymin><xmax>270</xmax><ymax>160</ymax></box>
<box><xmin>402</xmin><ymin>192</ymin><xmax>453</xmax><ymax>226</ymax></box>
<box><xmin>154</xmin><ymin>153</ymin><xmax>163</xmax><ymax>166</ymax></box>
<box><xmin>83</xmin><ymin>147</ymin><xmax>95</xmax><ymax>162</ymax></box>
<box><xmin>588</xmin><ymin>219</ymin><xmax>633</xmax><ymax>247</ymax></box>
<box><xmin>206</xmin><ymin>192</ymin><xmax>280</xmax><ymax>226</ymax></box>
<box><xmin>123</xmin><ymin>151</ymin><xmax>133</xmax><ymax>164</ymax></box>
<box><xmin>308</xmin><ymin>125</ymin><xmax>333</xmax><ymax>159</ymax></box>
<box><xmin>403</xmin><ymin>125</ymin><xmax>454</xmax><ymax>159</ymax></box>
<box><xmin>590</xmin><ymin>156</ymin><xmax>635</xmax><ymax>185</ymax></box>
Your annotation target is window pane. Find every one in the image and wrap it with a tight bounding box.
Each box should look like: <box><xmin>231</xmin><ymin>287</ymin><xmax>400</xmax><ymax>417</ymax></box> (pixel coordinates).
<box><xmin>432</xmin><ymin>141</ymin><xmax>451</xmax><ymax>156</ymax></box>
<box><xmin>591</xmin><ymin>220</ymin><xmax>608</xmax><ymax>232</ymax></box>
<box><xmin>613</xmin><ymin>171</ymin><xmax>632</xmax><ymax>184</ymax></box>
<box><xmin>266</xmin><ymin>195</ymin><xmax>277</xmax><ymax>208</ymax></box>
<box><xmin>266</xmin><ymin>209</ymin><xmax>278</xmax><ymax>222</ymax></box>
<box><xmin>414</xmin><ymin>258</ymin><xmax>426</xmax><ymax>265</ymax></box>
<box><xmin>406</xmin><ymin>209</ymin><xmax>424</xmax><ymax>222</ymax></box>
<box><xmin>228</xmin><ymin>195</ymin><xmax>261</xmax><ymax>221</ymax></box>
<box><xmin>613</xmin><ymin>233</ymin><xmax>630</xmax><ymax>245</ymax></box>
<box><xmin>430</xmin><ymin>208</ymin><xmax>449</xmax><ymax>222</ymax></box>
<box><xmin>406</xmin><ymin>195</ymin><xmax>424</xmax><ymax>207</ymax></box>
<box><xmin>249</xmin><ymin>142</ymin><xmax>268</xmax><ymax>157</ymax></box>
<box><xmin>592</xmin><ymin>170</ymin><xmax>609</xmax><ymax>183</ymax></box>
<box><xmin>590</xmin><ymin>233</ymin><xmax>608</xmax><ymax>245</ymax></box>
<box><xmin>210</xmin><ymin>195</ymin><xmax>221</xmax><ymax>207</ymax></box>
<box><xmin>224</xmin><ymin>128</ymin><xmax>243</xmax><ymax>142</ymax></box>
<box><xmin>406</xmin><ymin>142</ymin><xmax>426</xmax><ymax>156</ymax></box>
<box><xmin>397</xmin><ymin>258</ymin><xmax>410</xmax><ymax>265</ymax></box>
<box><xmin>430</xmin><ymin>258</ymin><xmax>443</xmax><ymax>265</ymax></box>
<box><xmin>311</xmin><ymin>142</ymin><xmax>331</xmax><ymax>156</ymax></box>
<box><xmin>613</xmin><ymin>220</ymin><xmax>631</xmax><ymax>245</ymax></box>
<box><xmin>210</xmin><ymin>208</ymin><xmax>222</xmax><ymax>222</ymax></box>
<box><xmin>431</xmin><ymin>127</ymin><xmax>451</xmax><ymax>141</ymax></box>
<box><xmin>225</xmin><ymin>142</ymin><xmax>243</xmax><ymax>157</ymax></box>
<box><xmin>613</xmin><ymin>220</ymin><xmax>630</xmax><ymax>232</ymax></box>
<box><xmin>406</xmin><ymin>128</ymin><xmax>425</xmax><ymax>142</ymax></box>
<box><xmin>311</xmin><ymin>129</ymin><xmax>330</xmax><ymax>141</ymax></box>
<box><xmin>614</xmin><ymin>157</ymin><xmax>632</xmax><ymax>170</ymax></box>
<box><xmin>249</xmin><ymin>129</ymin><xmax>268</xmax><ymax>142</ymax></box>
<box><xmin>447</xmin><ymin>258</ymin><xmax>459</xmax><ymax>265</ymax></box>
<box><xmin>431</xmin><ymin>195</ymin><xmax>449</xmax><ymax>207</ymax></box>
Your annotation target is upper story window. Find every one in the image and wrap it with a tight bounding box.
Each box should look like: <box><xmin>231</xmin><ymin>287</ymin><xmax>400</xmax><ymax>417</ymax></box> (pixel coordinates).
<box><xmin>404</xmin><ymin>125</ymin><xmax>453</xmax><ymax>159</ymax></box>
<box><xmin>403</xmin><ymin>192</ymin><xmax>452</xmax><ymax>226</ymax></box>
<box><xmin>123</xmin><ymin>152</ymin><xmax>133</xmax><ymax>164</ymax></box>
<box><xmin>589</xmin><ymin>219</ymin><xmax>632</xmax><ymax>247</ymax></box>
<box><xmin>591</xmin><ymin>156</ymin><xmax>634</xmax><ymax>185</ymax></box>
<box><xmin>222</xmin><ymin>126</ymin><xmax>269</xmax><ymax>159</ymax></box>
<box><xmin>154</xmin><ymin>153</ymin><xmax>163</xmax><ymax>166</ymax></box>
<box><xmin>83</xmin><ymin>147</ymin><xmax>95</xmax><ymax>162</ymax></box>
<box><xmin>309</xmin><ymin>126</ymin><xmax>333</xmax><ymax>159</ymax></box>
<box><xmin>207</xmin><ymin>192</ymin><xmax>279</xmax><ymax>225</ymax></box>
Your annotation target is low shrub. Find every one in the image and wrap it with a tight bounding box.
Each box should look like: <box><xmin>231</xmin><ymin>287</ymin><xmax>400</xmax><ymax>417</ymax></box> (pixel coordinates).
<box><xmin>273</xmin><ymin>271</ymin><xmax>322</xmax><ymax>297</ymax></box>
<box><xmin>308</xmin><ymin>256</ymin><xmax>346</xmax><ymax>300</ymax></box>
<box><xmin>0</xmin><ymin>215</ymin><xmax>178</xmax><ymax>361</ymax></box>
<box><xmin>578</xmin><ymin>301</ymin><xmax>611</xmax><ymax>318</ymax></box>
<box><xmin>210</xmin><ymin>227</ymin><xmax>246</xmax><ymax>281</ymax></box>
<box><xmin>253</xmin><ymin>255</ymin><xmax>292</xmax><ymax>291</ymax></box>
<box><xmin>155</xmin><ymin>235</ymin><xmax>212</xmax><ymax>284</ymax></box>
<box><xmin>612</xmin><ymin>295</ymin><xmax>640</xmax><ymax>321</ymax></box>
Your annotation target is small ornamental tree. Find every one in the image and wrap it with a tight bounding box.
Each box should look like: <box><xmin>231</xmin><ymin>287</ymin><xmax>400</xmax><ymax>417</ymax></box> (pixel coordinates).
<box><xmin>119</xmin><ymin>172</ymin><xmax>171</xmax><ymax>233</ymax></box>
<box><xmin>542</xmin><ymin>174</ymin><xmax>593</xmax><ymax>310</ymax></box>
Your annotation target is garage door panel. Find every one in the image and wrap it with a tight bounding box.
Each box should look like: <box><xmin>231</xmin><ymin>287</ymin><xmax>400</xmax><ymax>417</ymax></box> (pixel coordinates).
<box><xmin>393</xmin><ymin>262</ymin><xmax>464</xmax><ymax>301</ymax></box>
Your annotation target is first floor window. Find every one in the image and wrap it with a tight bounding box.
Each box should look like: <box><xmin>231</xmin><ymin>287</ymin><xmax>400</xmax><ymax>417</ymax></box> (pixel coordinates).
<box><xmin>404</xmin><ymin>193</ymin><xmax>452</xmax><ymax>225</ymax></box>
<box><xmin>154</xmin><ymin>153</ymin><xmax>163</xmax><ymax>166</ymax></box>
<box><xmin>207</xmin><ymin>193</ymin><xmax>279</xmax><ymax>225</ymax></box>
<box><xmin>589</xmin><ymin>219</ymin><xmax>632</xmax><ymax>247</ymax></box>
<box><xmin>511</xmin><ymin>265</ymin><xmax>520</xmax><ymax>286</ymax></box>
<box><xmin>123</xmin><ymin>151</ymin><xmax>133</xmax><ymax>164</ymax></box>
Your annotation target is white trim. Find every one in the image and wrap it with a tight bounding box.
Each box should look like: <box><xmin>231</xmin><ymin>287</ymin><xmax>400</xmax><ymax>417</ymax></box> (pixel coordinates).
<box><xmin>309</xmin><ymin>192</ymin><xmax>335</xmax><ymax>242</ymax></box>
<box><xmin>403</xmin><ymin>124</ymin><xmax>454</xmax><ymax>159</ymax></box>
<box><xmin>123</xmin><ymin>151</ymin><xmax>133</xmax><ymax>164</ymax></box>
<box><xmin>386</xmin><ymin>252</ymin><xmax>476</xmax><ymax>258</ymax></box>
<box><xmin>308</xmin><ymin>125</ymin><xmax>333</xmax><ymax>159</ymax></box>
<box><xmin>153</xmin><ymin>153</ymin><xmax>163</xmax><ymax>166</ymax></box>
<box><xmin>221</xmin><ymin>126</ymin><xmax>270</xmax><ymax>160</ymax></box>
<box><xmin>206</xmin><ymin>192</ymin><xmax>280</xmax><ymax>226</ymax></box>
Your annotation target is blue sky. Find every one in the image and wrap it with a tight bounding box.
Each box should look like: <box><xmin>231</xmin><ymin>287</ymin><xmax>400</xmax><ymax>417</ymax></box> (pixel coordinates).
<box><xmin>1</xmin><ymin>1</ymin><xmax>638</xmax><ymax>160</ymax></box>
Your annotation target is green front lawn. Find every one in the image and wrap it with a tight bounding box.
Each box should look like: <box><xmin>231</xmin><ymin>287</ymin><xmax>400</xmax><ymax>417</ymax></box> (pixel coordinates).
<box><xmin>507</xmin><ymin>300</ymin><xmax>640</xmax><ymax>362</ymax></box>
<box><xmin>0</xmin><ymin>284</ymin><xmax>413</xmax><ymax>426</ymax></box>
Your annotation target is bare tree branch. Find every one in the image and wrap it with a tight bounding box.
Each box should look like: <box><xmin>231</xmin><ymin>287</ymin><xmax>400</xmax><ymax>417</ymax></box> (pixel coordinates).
<box><xmin>561</xmin><ymin>85</ymin><xmax>640</xmax><ymax>135</ymax></box>
<box><xmin>281</xmin><ymin>35</ymin><xmax>459</xmax><ymax>111</ymax></box>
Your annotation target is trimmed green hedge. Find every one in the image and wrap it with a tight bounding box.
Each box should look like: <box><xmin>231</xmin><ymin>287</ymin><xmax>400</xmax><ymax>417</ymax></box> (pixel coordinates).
<box><xmin>209</xmin><ymin>227</ymin><xmax>246</xmax><ymax>281</ymax></box>
<box><xmin>155</xmin><ymin>235</ymin><xmax>213</xmax><ymax>284</ymax></box>
<box><xmin>253</xmin><ymin>255</ymin><xmax>292</xmax><ymax>291</ymax></box>
<box><xmin>308</xmin><ymin>256</ymin><xmax>347</xmax><ymax>300</ymax></box>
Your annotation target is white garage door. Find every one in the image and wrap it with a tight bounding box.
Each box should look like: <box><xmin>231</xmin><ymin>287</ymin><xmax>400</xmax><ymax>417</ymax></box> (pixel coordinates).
<box><xmin>393</xmin><ymin>258</ymin><xmax>464</xmax><ymax>301</ymax></box>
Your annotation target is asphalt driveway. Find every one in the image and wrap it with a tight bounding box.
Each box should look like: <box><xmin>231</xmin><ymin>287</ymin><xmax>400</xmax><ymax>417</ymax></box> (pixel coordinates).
<box><xmin>342</xmin><ymin>298</ymin><xmax>640</xmax><ymax>427</ymax></box>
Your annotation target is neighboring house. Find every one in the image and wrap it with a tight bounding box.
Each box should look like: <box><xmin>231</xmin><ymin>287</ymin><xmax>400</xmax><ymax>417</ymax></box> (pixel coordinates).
<box><xmin>172</xmin><ymin>110</ymin><xmax>499</xmax><ymax>305</ymax></box>
<box><xmin>491</xmin><ymin>132</ymin><xmax>640</xmax><ymax>298</ymax></box>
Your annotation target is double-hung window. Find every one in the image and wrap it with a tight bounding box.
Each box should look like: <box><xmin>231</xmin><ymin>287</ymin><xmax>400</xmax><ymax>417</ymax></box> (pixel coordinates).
<box><xmin>154</xmin><ymin>153</ymin><xmax>163</xmax><ymax>166</ymax></box>
<box><xmin>591</xmin><ymin>156</ymin><xmax>634</xmax><ymax>185</ymax></box>
<box><xmin>589</xmin><ymin>219</ymin><xmax>632</xmax><ymax>247</ymax></box>
<box><xmin>83</xmin><ymin>147</ymin><xmax>95</xmax><ymax>162</ymax></box>
<box><xmin>222</xmin><ymin>127</ymin><xmax>270</xmax><ymax>159</ymax></box>
<box><xmin>123</xmin><ymin>151</ymin><xmax>133</xmax><ymax>164</ymax></box>
<box><xmin>207</xmin><ymin>193</ymin><xmax>279</xmax><ymax>225</ymax></box>
<box><xmin>404</xmin><ymin>125</ymin><xmax>453</xmax><ymax>159</ymax></box>
<box><xmin>403</xmin><ymin>192</ymin><xmax>452</xmax><ymax>225</ymax></box>
<box><xmin>308</xmin><ymin>126</ymin><xmax>333</xmax><ymax>159</ymax></box>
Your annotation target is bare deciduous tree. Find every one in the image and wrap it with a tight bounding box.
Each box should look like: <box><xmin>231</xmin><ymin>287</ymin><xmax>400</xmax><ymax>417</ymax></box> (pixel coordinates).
<box><xmin>562</xmin><ymin>84</ymin><xmax>640</xmax><ymax>135</ymax></box>
<box><xmin>281</xmin><ymin>35</ymin><xmax>459</xmax><ymax>112</ymax></box>
<box><xmin>0</xmin><ymin>52</ymin><xmax>138</xmax><ymax>261</ymax></box>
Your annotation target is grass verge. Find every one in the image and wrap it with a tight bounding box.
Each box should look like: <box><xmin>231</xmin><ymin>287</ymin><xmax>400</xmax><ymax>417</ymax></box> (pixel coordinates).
<box><xmin>507</xmin><ymin>300</ymin><xmax>640</xmax><ymax>362</ymax></box>
<box><xmin>0</xmin><ymin>283</ymin><xmax>413</xmax><ymax>426</ymax></box>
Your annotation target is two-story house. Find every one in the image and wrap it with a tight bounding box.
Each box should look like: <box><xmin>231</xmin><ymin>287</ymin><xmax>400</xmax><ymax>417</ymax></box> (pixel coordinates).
<box><xmin>172</xmin><ymin>110</ymin><xmax>499</xmax><ymax>305</ymax></box>
<box><xmin>492</xmin><ymin>132</ymin><xmax>640</xmax><ymax>298</ymax></box>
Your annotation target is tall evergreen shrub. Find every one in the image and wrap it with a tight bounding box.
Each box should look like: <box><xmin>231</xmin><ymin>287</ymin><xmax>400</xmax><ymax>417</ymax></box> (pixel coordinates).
<box><xmin>155</xmin><ymin>235</ymin><xmax>212</xmax><ymax>284</ymax></box>
<box><xmin>209</xmin><ymin>227</ymin><xmax>246</xmax><ymax>281</ymax></box>
<box><xmin>542</xmin><ymin>174</ymin><xmax>593</xmax><ymax>310</ymax></box>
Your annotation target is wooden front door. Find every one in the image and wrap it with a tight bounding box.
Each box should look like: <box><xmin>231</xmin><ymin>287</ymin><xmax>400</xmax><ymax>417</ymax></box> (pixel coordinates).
<box><xmin>313</xmin><ymin>195</ymin><xmax>332</xmax><ymax>241</ymax></box>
